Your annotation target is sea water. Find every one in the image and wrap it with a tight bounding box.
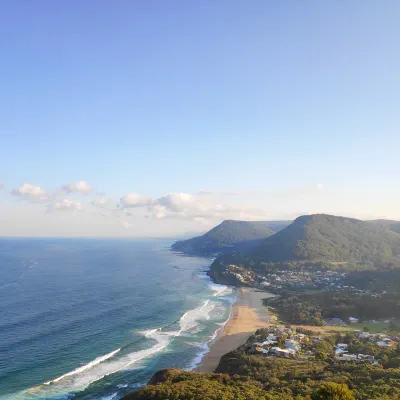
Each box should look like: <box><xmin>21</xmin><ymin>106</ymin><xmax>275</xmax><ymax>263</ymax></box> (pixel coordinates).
<box><xmin>0</xmin><ymin>238</ymin><xmax>235</xmax><ymax>399</ymax></box>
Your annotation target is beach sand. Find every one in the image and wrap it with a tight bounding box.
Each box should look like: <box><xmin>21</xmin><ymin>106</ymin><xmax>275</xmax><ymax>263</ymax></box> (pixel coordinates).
<box><xmin>195</xmin><ymin>287</ymin><xmax>274</xmax><ymax>372</ymax></box>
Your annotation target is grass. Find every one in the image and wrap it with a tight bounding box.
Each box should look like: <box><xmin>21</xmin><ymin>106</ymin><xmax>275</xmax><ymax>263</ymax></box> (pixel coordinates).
<box><xmin>348</xmin><ymin>322</ymin><xmax>390</xmax><ymax>333</ymax></box>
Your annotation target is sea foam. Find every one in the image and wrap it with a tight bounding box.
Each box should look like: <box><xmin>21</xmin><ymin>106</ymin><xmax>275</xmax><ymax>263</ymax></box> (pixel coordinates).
<box><xmin>19</xmin><ymin>299</ymin><xmax>219</xmax><ymax>399</ymax></box>
<box><xmin>43</xmin><ymin>348</ymin><xmax>121</xmax><ymax>385</ymax></box>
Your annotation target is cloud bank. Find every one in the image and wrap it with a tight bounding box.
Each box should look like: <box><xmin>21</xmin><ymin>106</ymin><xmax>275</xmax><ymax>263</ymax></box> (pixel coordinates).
<box><xmin>119</xmin><ymin>192</ymin><xmax>267</xmax><ymax>221</ymax></box>
<box><xmin>12</xmin><ymin>183</ymin><xmax>49</xmax><ymax>202</ymax></box>
<box><xmin>62</xmin><ymin>181</ymin><xmax>92</xmax><ymax>194</ymax></box>
<box><xmin>47</xmin><ymin>199</ymin><xmax>83</xmax><ymax>213</ymax></box>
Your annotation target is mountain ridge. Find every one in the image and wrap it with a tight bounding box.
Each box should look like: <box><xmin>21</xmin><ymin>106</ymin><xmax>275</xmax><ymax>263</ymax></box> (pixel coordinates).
<box><xmin>171</xmin><ymin>219</ymin><xmax>291</xmax><ymax>256</ymax></box>
<box><xmin>246</xmin><ymin>214</ymin><xmax>400</xmax><ymax>263</ymax></box>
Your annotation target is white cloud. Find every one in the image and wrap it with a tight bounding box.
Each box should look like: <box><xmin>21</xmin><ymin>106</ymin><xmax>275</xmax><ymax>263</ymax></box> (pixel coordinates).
<box><xmin>91</xmin><ymin>197</ymin><xmax>108</xmax><ymax>208</ymax></box>
<box><xmin>151</xmin><ymin>205</ymin><xmax>168</xmax><ymax>219</ymax></box>
<box><xmin>62</xmin><ymin>181</ymin><xmax>92</xmax><ymax>193</ymax></box>
<box><xmin>120</xmin><ymin>193</ymin><xmax>153</xmax><ymax>208</ymax></box>
<box><xmin>120</xmin><ymin>220</ymin><xmax>131</xmax><ymax>229</ymax></box>
<box><xmin>119</xmin><ymin>191</ymin><xmax>267</xmax><ymax>222</ymax></box>
<box><xmin>12</xmin><ymin>183</ymin><xmax>49</xmax><ymax>202</ymax></box>
<box><xmin>156</xmin><ymin>193</ymin><xmax>197</xmax><ymax>212</ymax></box>
<box><xmin>48</xmin><ymin>199</ymin><xmax>83</xmax><ymax>212</ymax></box>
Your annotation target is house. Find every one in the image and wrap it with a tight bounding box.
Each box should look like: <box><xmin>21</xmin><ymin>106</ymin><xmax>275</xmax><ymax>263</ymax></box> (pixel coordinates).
<box><xmin>377</xmin><ymin>340</ymin><xmax>393</xmax><ymax>348</ymax></box>
<box><xmin>358</xmin><ymin>332</ymin><xmax>372</xmax><ymax>340</ymax></box>
<box><xmin>340</xmin><ymin>354</ymin><xmax>358</xmax><ymax>361</ymax></box>
<box><xmin>358</xmin><ymin>354</ymin><xmax>375</xmax><ymax>362</ymax></box>
<box><xmin>312</xmin><ymin>336</ymin><xmax>323</xmax><ymax>343</ymax></box>
<box><xmin>348</xmin><ymin>317</ymin><xmax>359</xmax><ymax>324</ymax></box>
<box><xmin>326</xmin><ymin>317</ymin><xmax>345</xmax><ymax>326</ymax></box>
<box><xmin>336</xmin><ymin>343</ymin><xmax>348</xmax><ymax>350</ymax></box>
<box><xmin>262</xmin><ymin>339</ymin><xmax>277</xmax><ymax>346</ymax></box>
<box><xmin>255</xmin><ymin>346</ymin><xmax>269</xmax><ymax>355</ymax></box>
<box><xmin>335</xmin><ymin>348</ymin><xmax>348</xmax><ymax>356</ymax></box>
<box><xmin>269</xmin><ymin>347</ymin><xmax>296</xmax><ymax>358</ymax></box>
<box><xmin>285</xmin><ymin>339</ymin><xmax>301</xmax><ymax>352</ymax></box>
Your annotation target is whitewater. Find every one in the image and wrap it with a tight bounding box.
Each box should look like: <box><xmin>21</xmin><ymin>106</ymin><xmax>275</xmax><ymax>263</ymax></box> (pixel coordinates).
<box><xmin>9</xmin><ymin>290</ymin><xmax>233</xmax><ymax>399</ymax></box>
<box><xmin>0</xmin><ymin>238</ymin><xmax>235</xmax><ymax>400</ymax></box>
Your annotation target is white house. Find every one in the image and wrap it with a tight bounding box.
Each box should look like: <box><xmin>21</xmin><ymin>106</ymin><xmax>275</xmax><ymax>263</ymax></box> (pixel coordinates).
<box><xmin>285</xmin><ymin>339</ymin><xmax>301</xmax><ymax>352</ymax></box>
<box><xmin>377</xmin><ymin>340</ymin><xmax>393</xmax><ymax>348</ymax></box>
<box><xmin>340</xmin><ymin>354</ymin><xmax>358</xmax><ymax>361</ymax></box>
<box><xmin>269</xmin><ymin>347</ymin><xmax>296</xmax><ymax>357</ymax></box>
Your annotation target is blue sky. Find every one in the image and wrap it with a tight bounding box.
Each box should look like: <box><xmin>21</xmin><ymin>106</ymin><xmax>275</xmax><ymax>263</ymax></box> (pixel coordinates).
<box><xmin>1</xmin><ymin>1</ymin><xmax>400</xmax><ymax>236</ymax></box>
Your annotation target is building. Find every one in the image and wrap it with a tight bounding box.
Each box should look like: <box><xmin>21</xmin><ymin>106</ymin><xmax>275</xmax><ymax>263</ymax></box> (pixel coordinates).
<box><xmin>269</xmin><ymin>347</ymin><xmax>296</xmax><ymax>358</ymax></box>
<box><xmin>284</xmin><ymin>339</ymin><xmax>301</xmax><ymax>352</ymax></box>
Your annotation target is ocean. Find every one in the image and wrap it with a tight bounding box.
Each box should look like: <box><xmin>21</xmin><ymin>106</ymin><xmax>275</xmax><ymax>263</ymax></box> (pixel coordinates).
<box><xmin>0</xmin><ymin>238</ymin><xmax>235</xmax><ymax>400</ymax></box>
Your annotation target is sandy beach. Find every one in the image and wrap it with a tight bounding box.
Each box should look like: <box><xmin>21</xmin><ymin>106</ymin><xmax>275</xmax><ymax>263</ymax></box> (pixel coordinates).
<box><xmin>195</xmin><ymin>287</ymin><xmax>274</xmax><ymax>372</ymax></box>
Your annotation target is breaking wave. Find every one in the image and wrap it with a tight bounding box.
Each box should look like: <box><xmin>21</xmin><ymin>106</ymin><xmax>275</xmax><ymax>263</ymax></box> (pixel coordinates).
<box><xmin>13</xmin><ymin>299</ymin><xmax>219</xmax><ymax>399</ymax></box>
<box><xmin>43</xmin><ymin>348</ymin><xmax>121</xmax><ymax>385</ymax></box>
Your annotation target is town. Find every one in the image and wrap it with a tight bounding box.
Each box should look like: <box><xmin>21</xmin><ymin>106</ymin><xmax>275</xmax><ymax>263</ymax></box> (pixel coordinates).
<box><xmin>246</xmin><ymin>326</ymin><xmax>398</xmax><ymax>364</ymax></box>
<box><xmin>223</xmin><ymin>263</ymin><xmax>386</xmax><ymax>297</ymax></box>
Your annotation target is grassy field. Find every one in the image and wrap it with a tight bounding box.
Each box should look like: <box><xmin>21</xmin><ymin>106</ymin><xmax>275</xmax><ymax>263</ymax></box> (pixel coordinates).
<box><xmin>349</xmin><ymin>322</ymin><xmax>390</xmax><ymax>333</ymax></box>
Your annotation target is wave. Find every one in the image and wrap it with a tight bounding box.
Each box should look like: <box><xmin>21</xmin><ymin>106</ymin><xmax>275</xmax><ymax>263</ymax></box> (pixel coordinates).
<box><xmin>98</xmin><ymin>394</ymin><xmax>118</xmax><ymax>400</ymax></box>
<box><xmin>18</xmin><ymin>332</ymin><xmax>170</xmax><ymax>399</ymax></box>
<box><xmin>43</xmin><ymin>348</ymin><xmax>121</xmax><ymax>385</ymax></box>
<box><xmin>210</xmin><ymin>283</ymin><xmax>233</xmax><ymax>297</ymax></box>
<box><xmin>187</xmin><ymin>296</ymin><xmax>235</xmax><ymax>370</ymax></box>
<box><xmin>198</xmin><ymin>272</ymin><xmax>233</xmax><ymax>298</ymax></box>
<box><xmin>179</xmin><ymin>300</ymin><xmax>215</xmax><ymax>331</ymax></box>
<box><xmin>13</xmin><ymin>300</ymin><xmax>219</xmax><ymax>399</ymax></box>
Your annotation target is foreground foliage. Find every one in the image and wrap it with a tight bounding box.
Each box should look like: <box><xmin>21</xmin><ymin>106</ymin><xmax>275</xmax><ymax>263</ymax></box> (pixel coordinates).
<box><xmin>123</xmin><ymin>330</ymin><xmax>400</xmax><ymax>400</ymax></box>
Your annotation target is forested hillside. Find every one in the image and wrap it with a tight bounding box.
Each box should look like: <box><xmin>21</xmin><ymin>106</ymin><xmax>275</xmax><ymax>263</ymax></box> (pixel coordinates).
<box><xmin>367</xmin><ymin>219</ymin><xmax>400</xmax><ymax>235</ymax></box>
<box><xmin>247</xmin><ymin>214</ymin><xmax>400</xmax><ymax>263</ymax></box>
<box><xmin>171</xmin><ymin>220</ymin><xmax>290</xmax><ymax>256</ymax></box>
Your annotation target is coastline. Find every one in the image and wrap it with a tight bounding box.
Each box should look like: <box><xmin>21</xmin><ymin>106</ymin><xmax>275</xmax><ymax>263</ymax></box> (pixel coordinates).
<box><xmin>195</xmin><ymin>287</ymin><xmax>274</xmax><ymax>372</ymax></box>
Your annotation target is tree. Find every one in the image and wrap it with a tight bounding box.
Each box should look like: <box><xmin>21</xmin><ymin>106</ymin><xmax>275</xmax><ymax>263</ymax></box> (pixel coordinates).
<box><xmin>389</xmin><ymin>321</ymin><xmax>400</xmax><ymax>332</ymax></box>
<box><xmin>311</xmin><ymin>382</ymin><xmax>355</xmax><ymax>400</ymax></box>
<box><xmin>315</xmin><ymin>351</ymin><xmax>328</xmax><ymax>361</ymax></box>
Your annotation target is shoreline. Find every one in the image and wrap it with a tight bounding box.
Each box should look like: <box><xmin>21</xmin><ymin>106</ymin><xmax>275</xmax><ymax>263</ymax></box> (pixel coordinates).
<box><xmin>195</xmin><ymin>287</ymin><xmax>274</xmax><ymax>372</ymax></box>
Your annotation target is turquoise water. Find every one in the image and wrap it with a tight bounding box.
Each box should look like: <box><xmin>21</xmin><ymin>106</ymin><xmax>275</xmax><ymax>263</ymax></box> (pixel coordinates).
<box><xmin>0</xmin><ymin>238</ymin><xmax>234</xmax><ymax>399</ymax></box>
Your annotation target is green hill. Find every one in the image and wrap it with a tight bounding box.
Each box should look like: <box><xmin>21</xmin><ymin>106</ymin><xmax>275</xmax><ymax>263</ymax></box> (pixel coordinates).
<box><xmin>367</xmin><ymin>219</ymin><xmax>400</xmax><ymax>235</ymax></box>
<box><xmin>247</xmin><ymin>214</ymin><xmax>400</xmax><ymax>263</ymax></box>
<box><xmin>171</xmin><ymin>220</ymin><xmax>291</xmax><ymax>256</ymax></box>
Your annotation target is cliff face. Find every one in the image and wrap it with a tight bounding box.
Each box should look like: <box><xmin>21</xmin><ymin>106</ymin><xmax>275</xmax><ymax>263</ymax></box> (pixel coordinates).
<box><xmin>207</xmin><ymin>267</ymin><xmax>242</xmax><ymax>286</ymax></box>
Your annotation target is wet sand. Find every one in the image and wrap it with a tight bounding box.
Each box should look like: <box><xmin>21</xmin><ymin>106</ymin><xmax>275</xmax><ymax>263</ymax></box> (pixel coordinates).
<box><xmin>195</xmin><ymin>287</ymin><xmax>274</xmax><ymax>372</ymax></box>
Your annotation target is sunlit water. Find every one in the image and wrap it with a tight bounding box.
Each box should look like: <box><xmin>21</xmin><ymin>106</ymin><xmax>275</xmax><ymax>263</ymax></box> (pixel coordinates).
<box><xmin>0</xmin><ymin>238</ymin><xmax>234</xmax><ymax>399</ymax></box>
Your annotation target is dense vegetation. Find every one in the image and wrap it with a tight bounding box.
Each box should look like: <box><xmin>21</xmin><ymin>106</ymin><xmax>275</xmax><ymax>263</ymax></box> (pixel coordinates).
<box><xmin>247</xmin><ymin>214</ymin><xmax>400</xmax><ymax>263</ymax></box>
<box><xmin>160</xmin><ymin>215</ymin><xmax>400</xmax><ymax>399</ymax></box>
<box><xmin>266</xmin><ymin>290</ymin><xmax>400</xmax><ymax>327</ymax></box>
<box><xmin>171</xmin><ymin>220</ymin><xmax>290</xmax><ymax>256</ymax></box>
<box><xmin>367</xmin><ymin>219</ymin><xmax>400</xmax><ymax>235</ymax></box>
<box><xmin>123</xmin><ymin>330</ymin><xmax>400</xmax><ymax>400</ymax></box>
<box><xmin>343</xmin><ymin>267</ymin><xmax>400</xmax><ymax>292</ymax></box>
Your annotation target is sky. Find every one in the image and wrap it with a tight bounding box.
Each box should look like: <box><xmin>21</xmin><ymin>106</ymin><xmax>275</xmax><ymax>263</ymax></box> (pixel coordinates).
<box><xmin>1</xmin><ymin>1</ymin><xmax>400</xmax><ymax>237</ymax></box>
